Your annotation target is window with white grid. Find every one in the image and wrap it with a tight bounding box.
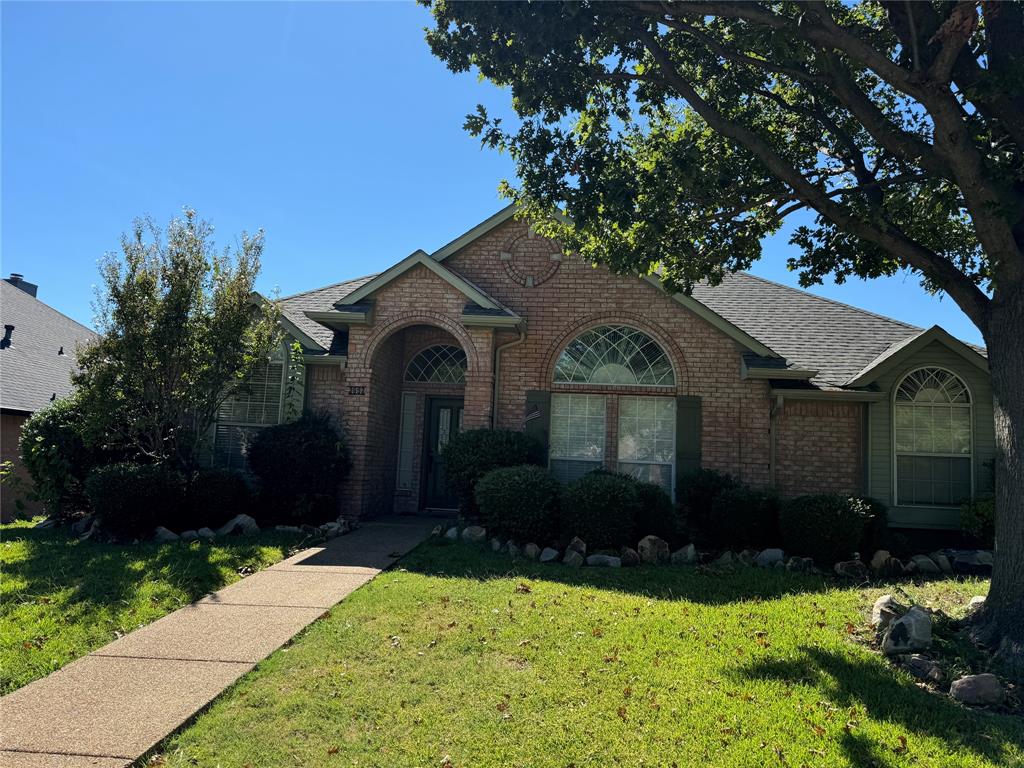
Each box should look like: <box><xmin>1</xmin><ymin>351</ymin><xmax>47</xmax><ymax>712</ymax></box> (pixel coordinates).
<box><xmin>549</xmin><ymin>393</ymin><xmax>606</xmax><ymax>484</ymax></box>
<box><xmin>894</xmin><ymin>367</ymin><xmax>972</xmax><ymax>506</ymax></box>
<box><xmin>213</xmin><ymin>361</ymin><xmax>285</xmax><ymax>469</ymax></box>
<box><xmin>553</xmin><ymin>325</ymin><xmax>674</xmax><ymax>386</ymax></box>
<box><xmin>617</xmin><ymin>396</ymin><xmax>676</xmax><ymax>495</ymax></box>
<box><xmin>405</xmin><ymin>345</ymin><xmax>467</xmax><ymax>383</ymax></box>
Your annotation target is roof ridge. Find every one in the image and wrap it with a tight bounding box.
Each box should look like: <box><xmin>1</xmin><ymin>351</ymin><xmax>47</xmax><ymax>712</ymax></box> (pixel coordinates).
<box><xmin>734</xmin><ymin>271</ymin><xmax>922</xmax><ymax>332</ymax></box>
<box><xmin>0</xmin><ymin>281</ymin><xmax>97</xmax><ymax>337</ymax></box>
<box><xmin>279</xmin><ymin>274</ymin><xmax>378</xmax><ymax>302</ymax></box>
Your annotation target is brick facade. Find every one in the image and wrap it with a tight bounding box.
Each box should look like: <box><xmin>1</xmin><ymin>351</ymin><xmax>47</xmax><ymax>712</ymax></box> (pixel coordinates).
<box><xmin>1</xmin><ymin>411</ymin><xmax>42</xmax><ymax>522</ymax></box>
<box><xmin>773</xmin><ymin>400</ymin><xmax>865</xmax><ymax>497</ymax></box>
<box><xmin>303</xmin><ymin>219</ymin><xmax>864</xmax><ymax>520</ymax></box>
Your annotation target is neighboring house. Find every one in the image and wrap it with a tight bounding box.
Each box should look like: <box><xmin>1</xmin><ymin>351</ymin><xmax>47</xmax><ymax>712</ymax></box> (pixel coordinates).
<box><xmin>0</xmin><ymin>275</ymin><xmax>97</xmax><ymax>521</ymax></box>
<box><xmin>216</xmin><ymin>206</ymin><xmax>991</xmax><ymax>531</ymax></box>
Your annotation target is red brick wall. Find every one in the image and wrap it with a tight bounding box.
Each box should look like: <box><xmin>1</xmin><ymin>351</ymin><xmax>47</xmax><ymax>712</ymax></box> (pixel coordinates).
<box><xmin>1</xmin><ymin>411</ymin><xmax>42</xmax><ymax>522</ymax></box>
<box><xmin>774</xmin><ymin>400</ymin><xmax>865</xmax><ymax>496</ymax></box>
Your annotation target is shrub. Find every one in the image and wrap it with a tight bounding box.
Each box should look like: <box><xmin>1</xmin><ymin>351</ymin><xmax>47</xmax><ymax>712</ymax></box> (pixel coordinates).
<box><xmin>475</xmin><ymin>465</ymin><xmax>560</xmax><ymax>542</ymax></box>
<box><xmin>961</xmin><ymin>495</ymin><xmax>995</xmax><ymax>548</ymax></box>
<box><xmin>856</xmin><ymin>496</ymin><xmax>889</xmax><ymax>555</ymax></box>
<box><xmin>440</xmin><ymin>429</ymin><xmax>543</xmax><ymax>518</ymax></box>
<box><xmin>19</xmin><ymin>395</ymin><xmax>99</xmax><ymax>520</ymax></box>
<box><xmin>677</xmin><ymin>468</ymin><xmax>738</xmax><ymax>540</ymax></box>
<box><xmin>708</xmin><ymin>486</ymin><xmax>781</xmax><ymax>549</ymax></box>
<box><xmin>185</xmin><ymin>469</ymin><xmax>253</xmax><ymax>531</ymax></box>
<box><xmin>559</xmin><ymin>471</ymin><xmax>640</xmax><ymax>550</ymax></box>
<box><xmin>247</xmin><ymin>412</ymin><xmax>351</xmax><ymax>524</ymax></box>
<box><xmin>632</xmin><ymin>480</ymin><xmax>681</xmax><ymax>544</ymax></box>
<box><xmin>85</xmin><ymin>462</ymin><xmax>186</xmax><ymax>539</ymax></box>
<box><xmin>779</xmin><ymin>494</ymin><xmax>872</xmax><ymax>565</ymax></box>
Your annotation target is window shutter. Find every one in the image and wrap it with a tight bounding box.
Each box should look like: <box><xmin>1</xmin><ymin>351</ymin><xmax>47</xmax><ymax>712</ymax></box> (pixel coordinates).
<box><xmin>524</xmin><ymin>390</ymin><xmax>551</xmax><ymax>457</ymax></box>
<box><xmin>676</xmin><ymin>395</ymin><xmax>702</xmax><ymax>478</ymax></box>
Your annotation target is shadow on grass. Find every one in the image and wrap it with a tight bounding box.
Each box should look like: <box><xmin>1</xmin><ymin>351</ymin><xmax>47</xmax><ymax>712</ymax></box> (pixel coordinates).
<box><xmin>398</xmin><ymin>539</ymin><xmax>834</xmax><ymax>605</ymax></box>
<box><xmin>0</xmin><ymin>525</ymin><xmax>304</xmax><ymax>608</ymax></box>
<box><xmin>736</xmin><ymin>645</ymin><xmax>1023</xmax><ymax>765</ymax></box>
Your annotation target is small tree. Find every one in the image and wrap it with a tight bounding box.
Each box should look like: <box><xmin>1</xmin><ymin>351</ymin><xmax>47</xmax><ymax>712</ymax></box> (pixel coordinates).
<box><xmin>74</xmin><ymin>209</ymin><xmax>280</xmax><ymax>470</ymax></box>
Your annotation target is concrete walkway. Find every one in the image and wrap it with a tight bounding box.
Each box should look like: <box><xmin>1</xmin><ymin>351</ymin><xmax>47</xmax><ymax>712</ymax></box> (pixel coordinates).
<box><xmin>0</xmin><ymin>516</ymin><xmax>436</xmax><ymax>768</ymax></box>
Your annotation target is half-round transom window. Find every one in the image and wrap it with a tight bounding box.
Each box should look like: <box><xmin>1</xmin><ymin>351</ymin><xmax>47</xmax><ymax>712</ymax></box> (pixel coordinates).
<box><xmin>894</xmin><ymin>367</ymin><xmax>972</xmax><ymax>506</ymax></box>
<box><xmin>553</xmin><ymin>325</ymin><xmax>675</xmax><ymax>386</ymax></box>
<box><xmin>405</xmin><ymin>345</ymin><xmax>467</xmax><ymax>383</ymax></box>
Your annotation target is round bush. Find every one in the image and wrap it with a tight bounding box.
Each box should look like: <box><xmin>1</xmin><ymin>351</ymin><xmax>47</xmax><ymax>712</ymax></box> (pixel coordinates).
<box><xmin>780</xmin><ymin>494</ymin><xmax>871</xmax><ymax>565</ymax></box>
<box><xmin>247</xmin><ymin>412</ymin><xmax>351</xmax><ymax>524</ymax></box>
<box><xmin>559</xmin><ymin>471</ymin><xmax>640</xmax><ymax>550</ymax></box>
<box><xmin>475</xmin><ymin>465</ymin><xmax>560</xmax><ymax>542</ymax></box>
<box><xmin>85</xmin><ymin>462</ymin><xmax>186</xmax><ymax>539</ymax></box>
<box><xmin>961</xmin><ymin>495</ymin><xmax>995</xmax><ymax>548</ymax></box>
<box><xmin>185</xmin><ymin>469</ymin><xmax>253</xmax><ymax>531</ymax></box>
<box><xmin>677</xmin><ymin>468</ymin><xmax>738</xmax><ymax>541</ymax></box>
<box><xmin>440</xmin><ymin>429</ymin><xmax>543</xmax><ymax>518</ymax></box>
<box><xmin>19</xmin><ymin>395</ymin><xmax>95</xmax><ymax>520</ymax></box>
<box><xmin>632</xmin><ymin>480</ymin><xmax>681</xmax><ymax>544</ymax></box>
<box><xmin>708</xmin><ymin>486</ymin><xmax>781</xmax><ymax>549</ymax></box>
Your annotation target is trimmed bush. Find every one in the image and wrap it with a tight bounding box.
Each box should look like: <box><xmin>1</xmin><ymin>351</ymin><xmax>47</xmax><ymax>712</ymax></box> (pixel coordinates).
<box><xmin>961</xmin><ymin>495</ymin><xmax>995</xmax><ymax>548</ymax></box>
<box><xmin>186</xmin><ymin>469</ymin><xmax>253</xmax><ymax>531</ymax></box>
<box><xmin>856</xmin><ymin>496</ymin><xmax>889</xmax><ymax>555</ymax></box>
<box><xmin>475</xmin><ymin>465</ymin><xmax>560</xmax><ymax>542</ymax></box>
<box><xmin>779</xmin><ymin>494</ymin><xmax>871</xmax><ymax>565</ymax></box>
<box><xmin>247</xmin><ymin>412</ymin><xmax>351</xmax><ymax>524</ymax></box>
<box><xmin>632</xmin><ymin>480</ymin><xmax>681</xmax><ymax>544</ymax></box>
<box><xmin>18</xmin><ymin>395</ymin><xmax>96</xmax><ymax>520</ymax></box>
<box><xmin>440</xmin><ymin>429</ymin><xmax>543</xmax><ymax>518</ymax></box>
<box><xmin>677</xmin><ymin>468</ymin><xmax>739</xmax><ymax>541</ymax></box>
<box><xmin>708</xmin><ymin>486</ymin><xmax>781</xmax><ymax>549</ymax></box>
<box><xmin>559</xmin><ymin>471</ymin><xmax>640</xmax><ymax>550</ymax></box>
<box><xmin>85</xmin><ymin>462</ymin><xmax>186</xmax><ymax>539</ymax></box>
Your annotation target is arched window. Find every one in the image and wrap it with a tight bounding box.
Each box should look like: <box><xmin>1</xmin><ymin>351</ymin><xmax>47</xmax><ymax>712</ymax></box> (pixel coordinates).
<box><xmin>549</xmin><ymin>325</ymin><xmax>677</xmax><ymax>495</ymax></box>
<box><xmin>894</xmin><ymin>367</ymin><xmax>972</xmax><ymax>506</ymax></box>
<box><xmin>405</xmin><ymin>345</ymin><xmax>467</xmax><ymax>384</ymax></box>
<box><xmin>554</xmin><ymin>325</ymin><xmax>675</xmax><ymax>386</ymax></box>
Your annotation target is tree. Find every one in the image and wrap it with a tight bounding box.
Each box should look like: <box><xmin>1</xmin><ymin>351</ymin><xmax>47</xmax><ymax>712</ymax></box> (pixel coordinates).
<box><xmin>423</xmin><ymin>1</ymin><xmax>1024</xmax><ymax>665</ymax></box>
<box><xmin>74</xmin><ymin>209</ymin><xmax>280</xmax><ymax>471</ymax></box>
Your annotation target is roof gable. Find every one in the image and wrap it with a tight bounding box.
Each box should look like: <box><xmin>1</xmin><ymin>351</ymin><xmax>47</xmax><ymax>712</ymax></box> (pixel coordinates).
<box><xmin>845</xmin><ymin>325</ymin><xmax>988</xmax><ymax>387</ymax></box>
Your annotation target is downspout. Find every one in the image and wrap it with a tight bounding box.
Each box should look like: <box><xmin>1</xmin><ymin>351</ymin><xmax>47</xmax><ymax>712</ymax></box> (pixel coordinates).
<box><xmin>769</xmin><ymin>394</ymin><xmax>784</xmax><ymax>488</ymax></box>
<box><xmin>492</xmin><ymin>326</ymin><xmax>526</xmax><ymax>428</ymax></box>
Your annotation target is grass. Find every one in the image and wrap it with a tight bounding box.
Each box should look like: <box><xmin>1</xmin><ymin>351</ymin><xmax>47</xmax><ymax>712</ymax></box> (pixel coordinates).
<box><xmin>0</xmin><ymin>518</ymin><xmax>308</xmax><ymax>694</ymax></box>
<box><xmin>149</xmin><ymin>540</ymin><xmax>1021</xmax><ymax>768</ymax></box>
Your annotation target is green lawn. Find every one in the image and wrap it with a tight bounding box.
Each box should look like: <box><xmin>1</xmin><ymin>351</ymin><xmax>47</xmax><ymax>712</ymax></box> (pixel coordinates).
<box><xmin>149</xmin><ymin>540</ymin><xmax>1020</xmax><ymax>768</ymax></box>
<box><xmin>0</xmin><ymin>518</ymin><xmax>307</xmax><ymax>694</ymax></box>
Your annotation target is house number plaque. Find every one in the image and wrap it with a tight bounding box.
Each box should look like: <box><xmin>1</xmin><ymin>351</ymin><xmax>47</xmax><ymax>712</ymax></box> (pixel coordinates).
<box><xmin>348</xmin><ymin>385</ymin><xmax>366</xmax><ymax>396</ymax></box>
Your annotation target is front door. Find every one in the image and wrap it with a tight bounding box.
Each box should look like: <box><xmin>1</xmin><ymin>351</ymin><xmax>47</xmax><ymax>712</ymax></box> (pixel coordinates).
<box><xmin>423</xmin><ymin>397</ymin><xmax>464</xmax><ymax>510</ymax></box>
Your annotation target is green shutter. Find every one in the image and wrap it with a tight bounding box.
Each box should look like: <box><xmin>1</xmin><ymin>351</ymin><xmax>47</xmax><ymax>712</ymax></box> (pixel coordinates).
<box><xmin>524</xmin><ymin>390</ymin><xmax>551</xmax><ymax>458</ymax></box>
<box><xmin>676</xmin><ymin>395</ymin><xmax>702</xmax><ymax>478</ymax></box>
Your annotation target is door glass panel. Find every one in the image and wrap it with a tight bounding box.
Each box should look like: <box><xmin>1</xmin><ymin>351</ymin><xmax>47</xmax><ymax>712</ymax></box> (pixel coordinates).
<box><xmin>437</xmin><ymin>407</ymin><xmax>452</xmax><ymax>451</ymax></box>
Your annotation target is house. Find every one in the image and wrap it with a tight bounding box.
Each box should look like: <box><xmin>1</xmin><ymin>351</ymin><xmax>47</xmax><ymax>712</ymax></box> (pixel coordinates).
<box><xmin>217</xmin><ymin>206</ymin><xmax>991</xmax><ymax>531</ymax></box>
<box><xmin>0</xmin><ymin>275</ymin><xmax>98</xmax><ymax>521</ymax></box>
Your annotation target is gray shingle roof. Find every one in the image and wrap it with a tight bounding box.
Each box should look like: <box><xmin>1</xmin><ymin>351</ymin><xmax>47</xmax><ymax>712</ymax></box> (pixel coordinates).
<box><xmin>279</xmin><ymin>275</ymin><xmax>377</xmax><ymax>350</ymax></box>
<box><xmin>0</xmin><ymin>281</ymin><xmax>98</xmax><ymax>413</ymax></box>
<box><xmin>691</xmin><ymin>272</ymin><xmax>922</xmax><ymax>387</ymax></box>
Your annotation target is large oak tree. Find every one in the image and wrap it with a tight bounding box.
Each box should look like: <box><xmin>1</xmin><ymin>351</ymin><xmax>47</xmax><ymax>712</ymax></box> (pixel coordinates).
<box><xmin>423</xmin><ymin>0</ymin><xmax>1023</xmax><ymax>665</ymax></box>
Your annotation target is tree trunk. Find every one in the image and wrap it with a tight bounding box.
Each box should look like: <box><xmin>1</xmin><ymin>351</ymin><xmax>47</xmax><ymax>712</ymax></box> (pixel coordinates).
<box><xmin>972</xmin><ymin>284</ymin><xmax>1024</xmax><ymax>676</ymax></box>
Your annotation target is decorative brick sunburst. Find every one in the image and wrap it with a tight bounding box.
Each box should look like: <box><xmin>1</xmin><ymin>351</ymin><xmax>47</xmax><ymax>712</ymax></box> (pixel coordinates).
<box><xmin>499</xmin><ymin>230</ymin><xmax>562</xmax><ymax>288</ymax></box>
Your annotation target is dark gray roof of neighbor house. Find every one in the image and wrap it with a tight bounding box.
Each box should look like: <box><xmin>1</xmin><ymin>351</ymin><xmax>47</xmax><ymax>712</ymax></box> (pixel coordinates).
<box><xmin>0</xmin><ymin>280</ymin><xmax>98</xmax><ymax>413</ymax></box>
<box><xmin>691</xmin><ymin>272</ymin><xmax>923</xmax><ymax>387</ymax></box>
<box><xmin>279</xmin><ymin>274</ymin><xmax>378</xmax><ymax>350</ymax></box>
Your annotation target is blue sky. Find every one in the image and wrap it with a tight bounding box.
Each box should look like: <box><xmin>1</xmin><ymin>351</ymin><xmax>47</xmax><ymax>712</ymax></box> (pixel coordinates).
<box><xmin>2</xmin><ymin>1</ymin><xmax>983</xmax><ymax>345</ymax></box>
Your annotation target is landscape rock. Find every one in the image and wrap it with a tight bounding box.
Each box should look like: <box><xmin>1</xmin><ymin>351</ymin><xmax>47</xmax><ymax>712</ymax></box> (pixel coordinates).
<box><xmin>180</xmin><ymin>529</ymin><xmax>199</xmax><ymax>542</ymax></box>
<box><xmin>967</xmin><ymin>595</ymin><xmax>986</xmax><ymax>613</ymax></box>
<box><xmin>491</xmin><ymin>537</ymin><xmax>503</xmax><ymax>552</ymax></box>
<box><xmin>300</xmin><ymin>524</ymin><xmax>319</xmax><ymax>535</ymax></box>
<box><xmin>903</xmin><ymin>654</ymin><xmax>944</xmax><ymax>684</ymax></box>
<box><xmin>70</xmin><ymin>515</ymin><xmax>95</xmax><ymax>535</ymax></box>
<box><xmin>523</xmin><ymin>542</ymin><xmax>541</xmax><ymax>560</ymax></box>
<box><xmin>34</xmin><ymin>518</ymin><xmax>57</xmax><ymax>529</ymax></box>
<box><xmin>153</xmin><ymin>526</ymin><xmax>179</xmax><ymax>542</ymax></box>
<box><xmin>539</xmin><ymin>547</ymin><xmax>560</xmax><ymax>563</ymax></box>
<box><xmin>620</xmin><ymin>547</ymin><xmax>640</xmax><ymax>567</ymax></box>
<box><xmin>882</xmin><ymin>606</ymin><xmax>932</xmax><ymax>655</ymax></box>
<box><xmin>871</xmin><ymin>594</ymin><xmax>906</xmax><ymax>630</ymax></box>
<box><xmin>785</xmin><ymin>556</ymin><xmax>815</xmax><ymax>574</ymax></box>
<box><xmin>713</xmin><ymin>551</ymin><xmax>736</xmax><ymax>568</ymax></box>
<box><xmin>834</xmin><ymin>560</ymin><xmax>869</xmax><ymax>581</ymax></box>
<box><xmin>566</xmin><ymin>537</ymin><xmax>587</xmax><ymax>557</ymax></box>
<box><xmin>319</xmin><ymin>521</ymin><xmax>341</xmax><ymax>538</ymax></box>
<box><xmin>585</xmin><ymin>554</ymin><xmax>621</xmax><ymax>568</ymax></box>
<box><xmin>951</xmin><ymin>551</ymin><xmax>993</xmax><ymax>576</ymax></box>
<box><xmin>217</xmin><ymin>514</ymin><xmax>260</xmax><ymax>537</ymax></box>
<box><xmin>444</xmin><ymin>527</ymin><xmax>459</xmax><ymax>541</ymax></box>
<box><xmin>976</xmin><ymin>550</ymin><xmax>994</xmax><ymax>566</ymax></box>
<box><xmin>507</xmin><ymin>541</ymin><xmax>521</xmax><ymax>558</ymax></box>
<box><xmin>950</xmin><ymin>674</ymin><xmax>1003</xmax><ymax>706</ymax></box>
<box><xmin>870</xmin><ymin>550</ymin><xmax>891</xmax><ymax>572</ymax></box>
<box><xmin>637</xmin><ymin>535</ymin><xmax>670</xmax><ymax>564</ymax></box>
<box><xmin>562</xmin><ymin>550</ymin><xmax>584</xmax><ymax>567</ymax></box>
<box><xmin>930</xmin><ymin>552</ymin><xmax>953</xmax><ymax>575</ymax></box>
<box><xmin>197</xmin><ymin>527</ymin><xmax>216</xmax><ymax>541</ymax></box>
<box><xmin>738</xmin><ymin>549</ymin><xmax>758</xmax><ymax>566</ymax></box>
<box><xmin>910</xmin><ymin>554</ymin><xmax>942</xmax><ymax>575</ymax></box>
<box><xmin>461</xmin><ymin>526</ymin><xmax>487</xmax><ymax>544</ymax></box>
<box><xmin>431</xmin><ymin>525</ymin><xmax>443</xmax><ymax>537</ymax></box>
<box><xmin>754</xmin><ymin>548</ymin><xmax>784</xmax><ymax>568</ymax></box>
<box><xmin>274</xmin><ymin>525</ymin><xmax>302</xmax><ymax>534</ymax></box>
<box><xmin>671</xmin><ymin>544</ymin><xmax>698</xmax><ymax>565</ymax></box>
